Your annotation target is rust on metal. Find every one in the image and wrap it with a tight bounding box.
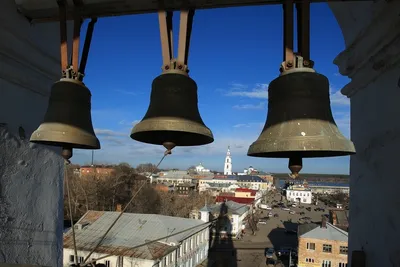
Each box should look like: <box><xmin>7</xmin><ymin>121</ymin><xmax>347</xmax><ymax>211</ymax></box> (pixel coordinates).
<box><xmin>177</xmin><ymin>9</ymin><xmax>195</xmax><ymax>72</ymax></box>
<box><xmin>57</xmin><ymin>0</ymin><xmax>68</xmax><ymax>72</ymax></box>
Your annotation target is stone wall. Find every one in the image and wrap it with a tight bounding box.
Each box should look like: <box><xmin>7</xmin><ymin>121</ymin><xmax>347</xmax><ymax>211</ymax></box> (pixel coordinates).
<box><xmin>0</xmin><ymin>0</ymin><xmax>63</xmax><ymax>266</ymax></box>
<box><xmin>330</xmin><ymin>0</ymin><xmax>400</xmax><ymax>266</ymax></box>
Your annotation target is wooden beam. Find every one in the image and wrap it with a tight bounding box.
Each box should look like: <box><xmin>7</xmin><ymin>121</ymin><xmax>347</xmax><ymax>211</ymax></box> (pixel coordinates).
<box><xmin>17</xmin><ymin>0</ymin><xmax>372</xmax><ymax>23</ymax></box>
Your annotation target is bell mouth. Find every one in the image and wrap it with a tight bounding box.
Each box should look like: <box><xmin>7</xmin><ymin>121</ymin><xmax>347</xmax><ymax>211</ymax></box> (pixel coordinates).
<box><xmin>130</xmin><ymin>117</ymin><xmax>214</xmax><ymax>146</ymax></box>
<box><xmin>30</xmin><ymin>124</ymin><xmax>101</xmax><ymax>150</ymax></box>
<box><xmin>247</xmin><ymin>137</ymin><xmax>355</xmax><ymax>158</ymax></box>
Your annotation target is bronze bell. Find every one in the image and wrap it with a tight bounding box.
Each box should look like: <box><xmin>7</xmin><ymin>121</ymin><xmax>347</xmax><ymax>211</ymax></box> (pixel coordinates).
<box><xmin>131</xmin><ymin>73</ymin><xmax>214</xmax><ymax>146</ymax></box>
<box><xmin>30</xmin><ymin>78</ymin><xmax>100</xmax><ymax>150</ymax></box>
<box><xmin>247</xmin><ymin>70</ymin><xmax>355</xmax><ymax>159</ymax></box>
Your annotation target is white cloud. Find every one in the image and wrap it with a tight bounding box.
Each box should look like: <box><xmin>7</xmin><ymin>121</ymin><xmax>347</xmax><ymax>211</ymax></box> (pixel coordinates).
<box><xmin>233</xmin><ymin>102</ymin><xmax>265</xmax><ymax>110</ymax></box>
<box><xmin>225</xmin><ymin>83</ymin><xmax>268</xmax><ymax>99</ymax></box>
<box><xmin>330</xmin><ymin>87</ymin><xmax>350</xmax><ymax>106</ymax></box>
<box><xmin>94</xmin><ymin>128</ymin><xmax>127</xmax><ymax>137</ymax></box>
<box><xmin>233</xmin><ymin>122</ymin><xmax>264</xmax><ymax>129</ymax></box>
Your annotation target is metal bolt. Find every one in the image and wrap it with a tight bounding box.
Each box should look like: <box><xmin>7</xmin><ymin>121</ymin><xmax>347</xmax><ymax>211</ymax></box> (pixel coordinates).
<box><xmin>165</xmin><ymin>65</ymin><xmax>170</xmax><ymax>70</ymax></box>
<box><xmin>303</xmin><ymin>60</ymin><xmax>310</xmax><ymax>67</ymax></box>
<box><xmin>286</xmin><ymin>61</ymin><xmax>293</xmax><ymax>68</ymax></box>
<box><xmin>178</xmin><ymin>65</ymin><xmax>183</xmax><ymax>69</ymax></box>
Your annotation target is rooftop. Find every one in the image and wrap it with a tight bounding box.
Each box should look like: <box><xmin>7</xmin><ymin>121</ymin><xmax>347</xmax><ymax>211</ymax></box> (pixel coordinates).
<box><xmin>215</xmin><ymin>196</ymin><xmax>255</xmax><ymax>205</ymax></box>
<box><xmin>298</xmin><ymin>221</ymin><xmax>348</xmax><ymax>242</ymax></box>
<box><xmin>64</xmin><ymin>211</ymin><xmax>206</xmax><ymax>260</ymax></box>
<box><xmin>199</xmin><ymin>200</ymin><xmax>249</xmax><ymax>216</ymax></box>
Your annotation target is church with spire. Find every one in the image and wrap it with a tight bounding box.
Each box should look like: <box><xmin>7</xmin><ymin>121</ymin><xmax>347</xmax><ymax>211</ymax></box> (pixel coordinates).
<box><xmin>224</xmin><ymin>146</ymin><xmax>232</xmax><ymax>175</ymax></box>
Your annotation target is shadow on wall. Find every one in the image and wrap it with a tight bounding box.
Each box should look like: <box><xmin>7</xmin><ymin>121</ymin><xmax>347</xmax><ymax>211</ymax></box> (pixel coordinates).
<box><xmin>207</xmin><ymin>201</ymin><xmax>237</xmax><ymax>267</ymax></box>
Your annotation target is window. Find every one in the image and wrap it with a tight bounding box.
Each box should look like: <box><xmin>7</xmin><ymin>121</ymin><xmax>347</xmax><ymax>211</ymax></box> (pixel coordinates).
<box><xmin>323</xmin><ymin>244</ymin><xmax>332</xmax><ymax>253</ymax></box>
<box><xmin>164</xmin><ymin>257</ymin><xmax>167</xmax><ymax>265</ymax></box>
<box><xmin>105</xmin><ymin>260</ymin><xmax>111</xmax><ymax>267</ymax></box>
<box><xmin>340</xmin><ymin>246</ymin><xmax>348</xmax><ymax>254</ymax></box>
<box><xmin>69</xmin><ymin>255</ymin><xmax>74</xmax><ymax>262</ymax></box>
<box><xmin>78</xmin><ymin>256</ymin><xmax>84</xmax><ymax>263</ymax></box>
<box><xmin>322</xmin><ymin>260</ymin><xmax>331</xmax><ymax>267</ymax></box>
<box><xmin>305</xmin><ymin>258</ymin><xmax>315</xmax><ymax>263</ymax></box>
<box><xmin>307</xmin><ymin>242</ymin><xmax>315</xmax><ymax>250</ymax></box>
<box><xmin>339</xmin><ymin>263</ymin><xmax>348</xmax><ymax>267</ymax></box>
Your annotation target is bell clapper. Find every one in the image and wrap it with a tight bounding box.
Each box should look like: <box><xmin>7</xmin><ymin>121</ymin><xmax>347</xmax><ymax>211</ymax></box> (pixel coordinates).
<box><xmin>62</xmin><ymin>147</ymin><xmax>73</xmax><ymax>164</ymax></box>
<box><xmin>289</xmin><ymin>157</ymin><xmax>302</xmax><ymax>179</ymax></box>
<box><xmin>163</xmin><ymin>142</ymin><xmax>176</xmax><ymax>155</ymax></box>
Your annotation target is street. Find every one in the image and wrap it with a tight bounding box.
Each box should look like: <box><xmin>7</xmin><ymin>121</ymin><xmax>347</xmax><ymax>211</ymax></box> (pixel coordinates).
<box><xmin>202</xmin><ymin>190</ymin><xmax>329</xmax><ymax>267</ymax></box>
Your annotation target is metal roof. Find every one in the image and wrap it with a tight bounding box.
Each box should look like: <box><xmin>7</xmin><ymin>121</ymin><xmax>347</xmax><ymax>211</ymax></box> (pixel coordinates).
<box><xmin>298</xmin><ymin>222</ymin><xmax>348</xmax><ymax>242</ymax></box>
<box><xmin>64</xmin><ymin>211</ymin><xmax>206</xmax><ymax>260</ymax></box>
<box><xmin>199</xmin><ymin>200</ymin><xmax>249</xmax><ymax>216</ymax></box>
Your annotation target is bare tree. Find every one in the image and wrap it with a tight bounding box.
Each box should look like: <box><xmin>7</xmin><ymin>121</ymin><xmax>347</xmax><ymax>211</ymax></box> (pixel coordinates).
<box><xmin>135</xmin><ymin>163</ymin><xmax>159</xmax><ymax>173</ymax></box>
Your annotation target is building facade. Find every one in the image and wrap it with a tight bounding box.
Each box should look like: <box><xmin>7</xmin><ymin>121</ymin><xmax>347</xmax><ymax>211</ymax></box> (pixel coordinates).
<box><xmin>199</xmin><ymin>200</ymin><xmax>249</xmax><ymax>237</ymax></box>
<box><xmin>63</xmin><ymin>211</ymin><xmax>209</xmax><ymax>267</ymax></box>
<box><xmin>286</xmin><ymin>185</ymin><xmax>313</xmax><ymax>204</ymax></box>
<box><xmin>297</xmin><ymin>220</ymin><xmax>348</xmax><ymax>267</ymax></box>
<box><xmin>79</xmin><ymin>166</ymin><xmax>116</xmax><ymax>177</ymax></box>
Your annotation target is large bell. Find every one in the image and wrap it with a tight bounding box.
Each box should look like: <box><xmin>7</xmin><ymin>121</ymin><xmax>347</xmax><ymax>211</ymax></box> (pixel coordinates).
<box><xmin>247</xmin><ymin>70</ymin><xmax>355</xmax><ymax>158</ymax></box>
<box><xmin>131</xmin><ymin>73</ymin><xmax>214</xmax><ymax>146</ymax></box>
<box><xmin>30</xmin><ymin>78</ymin><xmax>100</xmax><ymax>150</ymax></box>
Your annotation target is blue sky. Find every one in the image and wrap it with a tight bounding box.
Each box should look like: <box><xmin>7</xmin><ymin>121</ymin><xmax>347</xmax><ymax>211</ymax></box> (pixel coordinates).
<box><xmin>71</xmin><ymin>3</ymin><xmax>352</xmax><ymax>174</ymax></box>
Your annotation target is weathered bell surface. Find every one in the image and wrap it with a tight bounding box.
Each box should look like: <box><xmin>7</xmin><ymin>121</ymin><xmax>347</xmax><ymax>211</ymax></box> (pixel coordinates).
<box><xmin>247</xmin><ymin>70</ymin><xmax>355</xmax><ymax>158</ymax></box>
<box><xmin>131</xmin><ymin>73</ymin><xmax>214</xmax><ymax>146</ymax></box>
<box><xmin>30</xmin><ymin>78</ymin><xmax>100</xmax><ymax>150</ymax></box>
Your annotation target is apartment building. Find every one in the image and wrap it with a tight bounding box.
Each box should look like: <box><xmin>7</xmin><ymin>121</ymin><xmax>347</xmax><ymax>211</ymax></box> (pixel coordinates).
<box><xmin>199</xmin><ymin>200</ymin><xmax>249</xmax><ymax>237</ymax></box>
<box><xmin>286</xmin><ymin>184</ymin><xmax>313</xmax><ymax>204</ymax></box>
<box><xmin>297</xmin><ymin>219</ymin><xmax>348</xmax><ymax>267</ymax></box>
<box><xmin>63</xmin><ymin>211</ymin><xmax>209</xmax><ymax>267</ymax></box>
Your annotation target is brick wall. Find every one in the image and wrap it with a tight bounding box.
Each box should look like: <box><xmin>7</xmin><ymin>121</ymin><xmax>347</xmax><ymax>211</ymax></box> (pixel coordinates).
<box><xmin>298</xmin><ymin>237</ymin><xmax>348</xmax><ymax>267</ymax></box>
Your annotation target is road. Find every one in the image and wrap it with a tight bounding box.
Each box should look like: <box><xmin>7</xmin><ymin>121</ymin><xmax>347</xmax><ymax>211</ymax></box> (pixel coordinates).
<box><xmin>201</xmin><ymin>190</ymin><xmax>330</xmax><ymax>267</ymax></box>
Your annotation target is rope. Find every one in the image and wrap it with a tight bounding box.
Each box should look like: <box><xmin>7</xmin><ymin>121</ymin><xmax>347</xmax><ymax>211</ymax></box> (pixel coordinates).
<box><xmin>82</xmin><ymin>150</ymin><xmax>171</xmax><ymax>264</ymax></box>
<box><xmin>86</xmin><ymin>195</ymin><xmax>265</xmax><ymax>264</ymax></box>
<box><xmin>65</xmin><ymin>159</ymin><xmax>78</xmax><ymax>265</ymax></box>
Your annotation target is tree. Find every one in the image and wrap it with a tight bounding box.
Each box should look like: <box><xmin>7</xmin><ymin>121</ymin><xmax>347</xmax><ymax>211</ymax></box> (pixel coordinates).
<box><xmin>135</xmin><ymin>163</ymin><xmax>159</xmax><ymax>173</ymax></box>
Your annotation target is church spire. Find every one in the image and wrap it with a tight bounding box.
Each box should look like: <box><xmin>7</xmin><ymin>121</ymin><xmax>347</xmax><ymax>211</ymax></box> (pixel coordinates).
<box><xmin>224</xmin><ymin>146</ymin><xmax>232</xmax><ymax>175</ymax></box>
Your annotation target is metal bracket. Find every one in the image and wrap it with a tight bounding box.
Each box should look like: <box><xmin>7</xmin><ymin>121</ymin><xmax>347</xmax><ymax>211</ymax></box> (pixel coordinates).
<box><xmin>57</xmin><ymin>0</ymin><xmax>97</xmax><ymax>81</ymax></box>
<box><xmin>280</xmin><ymin>54</ymin><xmax>315</xmax><ymax>75</ymax></box>
<box><xmin>281</xmin><ymin>0</ymin><xmax>313</xmax><ymax>73</ymax></box>
<box><xmin>158</xmin><ymin>9</ymin><xmax>195</xmax><ymax>75</ymax></box>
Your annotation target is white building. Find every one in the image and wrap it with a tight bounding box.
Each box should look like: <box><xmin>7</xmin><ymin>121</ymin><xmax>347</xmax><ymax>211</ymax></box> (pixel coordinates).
<box><xmin>156</xmin><ymin>170</ymin><xmax>193</xmax><ymax>185</ymax></box>
<box><xmin>199</xmin><ymin>200</ymin><xmax>249</xmax><ymax>237</ymax></box>
<box><xmin>223</xmin><ymin>146</ymin><xmax>232</xmax><ymax>175</ymax></box>
<box><xmin>195</xmin><ymin>163</ymin><xmax>210</xmax><ymax>173</ymax></box>
<box><xmin>238</xmin><ymin>166</ymin><xmax>258</xmax><ymax>175</ymax></box>
<box><xmin>63</xmin><ymin>211</ymin><xmax>209</xmax><ymax>267</ymax></box>
<box><xmin>286</xmin><ymin>185</ymin><xmax>312</xmax><ymax>204</ymax></box>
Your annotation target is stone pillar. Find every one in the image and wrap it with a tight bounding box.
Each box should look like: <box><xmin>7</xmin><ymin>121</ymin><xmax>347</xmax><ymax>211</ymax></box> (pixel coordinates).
<box><xmin>0</xmin><ymin>0</ymin><xmax>63</xmax><ymax>266</ymax></box>
<box><xmin>330</xmin><ymin>1</ymin><xmax>400</xmax><ymax>266</ymax></box>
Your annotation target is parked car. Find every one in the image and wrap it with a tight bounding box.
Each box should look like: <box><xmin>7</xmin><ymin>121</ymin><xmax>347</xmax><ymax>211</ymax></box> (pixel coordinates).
<box><xmin>277</xmin><ymin>246</ymin><xmax>292</xmax><ymax>256</ymax></box>
<box><xmin>266</xmin><ymin>258</ymin><xmax>275</xmax><ymax>266</ymax></box>
<box><xmin>265</xmin><ymin>247</ymin><xmax>275</xmax><ymax>258</ymax></box>
<box><xmin>306</xmin><ymin>207</ymin><xmax>311</xmax><ymax>211</ymax></box>
<box><xmin>299</xmin><ymin>212</ymin><xmax>305</xmax><ymax>215</ymax></box>
<box><xmin>274</xmin><ymin>213</ymin><xmax>279</xmax><ymax>218</ymax></box>
<box><xmin>289</xmin><ymin>210</ymin><xmax>295</xmax><ymax>214</ymax></box>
